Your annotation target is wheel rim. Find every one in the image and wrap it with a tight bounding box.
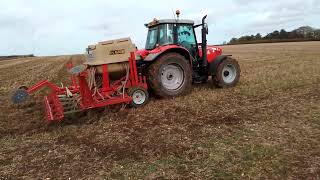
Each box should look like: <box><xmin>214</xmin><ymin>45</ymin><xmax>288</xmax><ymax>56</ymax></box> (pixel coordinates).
<box><xmin>161</xmin><ymin>64</ymin><xmax>184</xmax><ymax>90</ymax></box>
<box><xmin>222</xmin><ymin>64</ymin><xmax>237</xmax><ymax>84</ymax></box>
<box><xmin>132</xmin><ymin>90</ymin><xmax>146</xmax><ymax>105</ymax></box>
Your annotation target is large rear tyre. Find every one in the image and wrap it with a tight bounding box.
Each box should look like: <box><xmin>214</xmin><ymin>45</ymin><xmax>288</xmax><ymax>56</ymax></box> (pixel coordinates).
<box><xmin>147</xmin><ymin>53</ymin><xmax>192</xmax><ymax>98</ymax></box>
<box><xmin>212</xmin><ymin>57</ymin><xmax>240</xmax><ymax>88</ymax></box>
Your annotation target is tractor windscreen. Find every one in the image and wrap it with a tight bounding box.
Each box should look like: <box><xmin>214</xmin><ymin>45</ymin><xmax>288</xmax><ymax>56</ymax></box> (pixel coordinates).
<box><xmin>145</xmin><ymin>27</ymin><xmax>158</xmax><ymax>50</ymax></box>
<box><xmin>159</xmin><ymin>24</ymin><xmax>174</xmax><ymax>46</ymax></box>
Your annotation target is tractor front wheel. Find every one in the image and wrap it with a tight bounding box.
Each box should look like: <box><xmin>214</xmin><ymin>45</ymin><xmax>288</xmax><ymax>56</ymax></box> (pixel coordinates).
<box><xmin>147</xmin><ymin>53</ymin><xmax>192</xmax><ymax>98</ymax></box>
<box><xmin>213</xmin><ymin>57</ymin><xmax>240</xmax><ymax>88</ymax></box>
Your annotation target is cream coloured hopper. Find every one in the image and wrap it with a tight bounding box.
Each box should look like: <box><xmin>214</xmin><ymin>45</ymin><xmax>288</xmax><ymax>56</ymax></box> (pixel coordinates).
<box><xmin>85</xmin><ymin>37</ymin><xmax>137</xmax><ymax>79</ymax></box>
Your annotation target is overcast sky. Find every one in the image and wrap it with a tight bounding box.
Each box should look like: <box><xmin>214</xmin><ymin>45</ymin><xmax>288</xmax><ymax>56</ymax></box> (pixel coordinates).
<box><xmin>1</xmin><ymin>0</ymin><xmax>319</xmax><ymax>56</ymax></box>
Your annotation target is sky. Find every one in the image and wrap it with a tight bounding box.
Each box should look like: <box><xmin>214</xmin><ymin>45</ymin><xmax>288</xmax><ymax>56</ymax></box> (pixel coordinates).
<box><xmin>0</xmin><ymin>0</ymin><xmax>319</xmax><ymax>56</ymax></box>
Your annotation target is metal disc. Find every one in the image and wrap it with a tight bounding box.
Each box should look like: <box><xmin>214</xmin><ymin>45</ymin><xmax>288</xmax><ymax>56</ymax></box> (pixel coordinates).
<box><xmin>69</xmin><ymin>65</ymin><xmax>86</xmax><ymax>75</ymax></box>
<box><xmin>12</xmin><ymin>89</ymin><xmax>29</xmax><ymax>104</ymax></box>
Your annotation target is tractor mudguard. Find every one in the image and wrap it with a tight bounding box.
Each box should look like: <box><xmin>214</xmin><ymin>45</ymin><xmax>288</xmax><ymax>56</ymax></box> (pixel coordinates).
<box><xmin>209</xmin><ymin>55</ymin><xmax>231</xmax><ymax>75</ymax></box>
<box><xmin>143</xmin><ymin>47</ymin><xmax>192</xmax><ymax>65</ymax></box>
<box><xmin>144</xmin><ymin>53</ymin><xmax>159</xmax><ymax>61</ymax></box>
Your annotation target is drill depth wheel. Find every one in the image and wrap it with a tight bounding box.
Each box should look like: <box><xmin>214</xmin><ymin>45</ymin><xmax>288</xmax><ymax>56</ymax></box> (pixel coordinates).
<box><xmin>128</xmin><ymin>86</ymin><xmax>149</xmax><ymax>108</ymax></box>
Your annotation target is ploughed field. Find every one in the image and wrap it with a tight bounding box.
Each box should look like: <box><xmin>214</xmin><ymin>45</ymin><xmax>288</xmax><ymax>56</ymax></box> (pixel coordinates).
<box><xmin>0</xmin><ymin>42</ymin><xmax>319</xmax><ymax>179</ymax></box>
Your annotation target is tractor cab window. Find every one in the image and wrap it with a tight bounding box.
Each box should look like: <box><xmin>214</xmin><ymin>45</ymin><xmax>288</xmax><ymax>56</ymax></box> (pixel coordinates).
<box><xmin>177</xmin><ymin>25</ymin><xmax>196</xmax><ymax>53</ymax></box>
<box><xmin>159</xmin><ymin>24</ymin><xmax>174</xmax><ymax>46</ymax></box>
<box><xmin>145</xmin><ymin>27</ymin><xmax>158</xmax><ymax>50</ymax></box>
<box><xmin>146</xmin><ymin>24</ymin><xmax>174</xmax><ymax>50</ymax></box>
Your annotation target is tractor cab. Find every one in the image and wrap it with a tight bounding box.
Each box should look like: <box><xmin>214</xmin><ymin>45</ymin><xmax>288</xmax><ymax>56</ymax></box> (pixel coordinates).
<box><xmin>141</xmin><ymin>14</ymin><xmax>222</xmax><ymax>68</ymax></box>
<box><xmin>145</xmin><ymin>19</ymin><xmax>198</xmax><ymax>58</ymax></box>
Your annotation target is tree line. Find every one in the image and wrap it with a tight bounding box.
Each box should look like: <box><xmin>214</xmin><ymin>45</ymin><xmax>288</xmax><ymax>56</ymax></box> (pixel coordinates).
<box><xmin>228</xmin><ymin>26</ymin><xmax>320</xmax><ymax>45</ymax></box>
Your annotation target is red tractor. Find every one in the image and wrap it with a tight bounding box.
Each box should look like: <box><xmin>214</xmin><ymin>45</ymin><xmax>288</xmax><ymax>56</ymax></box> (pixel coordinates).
<box><xmin>12</xmin><ymin>13</ymin><xmax>240</xmax><ymax>122</ymax></box>
<box><xmin>135</xmin><ymin>14</ymin><xmax>240</xmax><ymax>97</ymax></box>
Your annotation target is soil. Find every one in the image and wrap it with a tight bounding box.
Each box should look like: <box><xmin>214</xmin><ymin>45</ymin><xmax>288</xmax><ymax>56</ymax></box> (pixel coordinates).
<box><xmin>0</xmin><ymin>42</ymin><xmax>319</xmax><ymax>179</ymax></box>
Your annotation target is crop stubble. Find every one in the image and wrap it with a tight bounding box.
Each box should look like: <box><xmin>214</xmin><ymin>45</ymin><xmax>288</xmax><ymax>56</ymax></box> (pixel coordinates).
<box><xmin>0</xmin><ymin>42</ymin><xmax>319</xmax><ymax>179</ymax></box>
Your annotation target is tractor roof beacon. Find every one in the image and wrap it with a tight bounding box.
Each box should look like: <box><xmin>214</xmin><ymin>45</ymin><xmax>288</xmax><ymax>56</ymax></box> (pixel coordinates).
<box><xmin>137</xmin><ymin>11</ymin><xmax>240</xmax><ymax>98</ymax></box>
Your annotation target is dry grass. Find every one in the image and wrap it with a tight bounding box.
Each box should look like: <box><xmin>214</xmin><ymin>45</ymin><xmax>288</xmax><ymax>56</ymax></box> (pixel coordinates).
<box><xmin>0</xmin><ymin>42</ymin><xmax>319</xmax><ymax>179</ymax></box>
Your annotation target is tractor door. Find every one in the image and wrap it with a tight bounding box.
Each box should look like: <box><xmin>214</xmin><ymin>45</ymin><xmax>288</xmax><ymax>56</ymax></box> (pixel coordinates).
<box><xmin>177</xmin><ymin>24</ymin><xmax>198</xmax><ymax>59</ymax></box>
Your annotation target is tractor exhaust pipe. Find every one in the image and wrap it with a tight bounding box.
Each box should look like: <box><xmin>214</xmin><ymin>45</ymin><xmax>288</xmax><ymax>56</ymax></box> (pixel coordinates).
<box><xmin>201</xmin><ymin>15</ymin><xmax>208</xmax><ymax>67</ymax></box>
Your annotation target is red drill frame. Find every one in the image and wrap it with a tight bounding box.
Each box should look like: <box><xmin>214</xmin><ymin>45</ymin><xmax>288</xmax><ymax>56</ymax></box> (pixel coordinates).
<box><xmin>25</xmin><ymin>52</ymin><xmax>147</xmax><ymax>122</ymax></box>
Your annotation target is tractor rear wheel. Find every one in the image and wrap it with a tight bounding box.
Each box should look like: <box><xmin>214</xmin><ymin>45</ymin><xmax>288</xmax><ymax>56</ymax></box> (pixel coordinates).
<box><xmin>147</xmin><ymin>53</ymin><xmax>192</xmax><ymax>98</ymax></box>
<box><xmin>213</xmin><ymin>57</ymin><xmax>240</xmax><ymax>88</ymax></box>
